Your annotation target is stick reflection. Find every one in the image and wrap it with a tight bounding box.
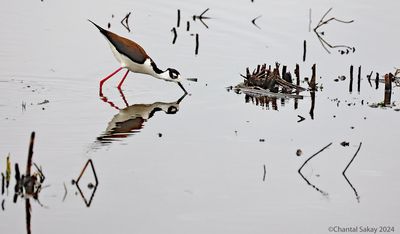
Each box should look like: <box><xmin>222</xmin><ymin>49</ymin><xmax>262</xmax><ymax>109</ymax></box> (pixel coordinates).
<box><xmin>342</xmin><ymin>142</ymin><xmax>362</xmax><ymax>202</ymax></box>
<box><xmin>73</xmin><ymin>159</ymin><xmax>99</xmax><ymax>207</ymax></box>
<box><xmin>298</xmin><ymin>143</ymin><xmax>332</xmax><ymax>197</ymax></box>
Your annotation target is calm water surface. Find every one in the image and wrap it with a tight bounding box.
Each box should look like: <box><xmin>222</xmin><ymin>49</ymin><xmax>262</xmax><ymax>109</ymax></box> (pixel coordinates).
<box><xmin>1</xmin><ymin>0</ymin><xmax>400</xmax><ymax>233</ymax></box>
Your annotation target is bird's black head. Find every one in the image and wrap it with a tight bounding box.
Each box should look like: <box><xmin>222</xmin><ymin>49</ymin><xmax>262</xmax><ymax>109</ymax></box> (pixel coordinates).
<box><xmin>167</xmin><ymin>68</ymin><xmax>181</xmax><ymax>80</ymax></box>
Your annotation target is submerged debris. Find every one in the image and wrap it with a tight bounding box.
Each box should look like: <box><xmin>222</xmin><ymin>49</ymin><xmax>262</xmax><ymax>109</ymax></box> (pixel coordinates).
<box><xmin>234</xmin><ymin>63</ymin><xmax>307</xmax><ymax>99</ymax></box>
<box><xmin>13</xmin><ymin>132</ymin><xmax>45</xmax><ymax>201</ymax></box>
<box><xmin>368</xmin><ymin>71</ymin><xmax>399</xmax><ymax>110</ymax></box>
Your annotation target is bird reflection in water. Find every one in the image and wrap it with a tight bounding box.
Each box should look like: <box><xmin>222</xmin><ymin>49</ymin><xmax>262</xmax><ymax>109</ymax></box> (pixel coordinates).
<box><xmin>98</xmin><ymin>89</ymin><xmax>186</xmax><ymax>144</ymax></box>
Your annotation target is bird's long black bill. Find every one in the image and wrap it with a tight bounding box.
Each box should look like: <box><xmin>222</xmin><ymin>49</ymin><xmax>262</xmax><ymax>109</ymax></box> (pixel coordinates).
<box><xmin>186</xmin><ymin>78</ymin><xmax>198</xmax><ymax>82</ymax></box>
<box><xmin>178</xmin><ymin>82</ymin><xmax>188</xmax><ymax>94</ymax></box>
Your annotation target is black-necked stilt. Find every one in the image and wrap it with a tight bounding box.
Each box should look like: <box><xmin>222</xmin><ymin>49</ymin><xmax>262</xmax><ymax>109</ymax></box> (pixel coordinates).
<box><xmin>89</xmin><ymin>20</ymin><xmax>194</xmax><ymax>94</ymax></box>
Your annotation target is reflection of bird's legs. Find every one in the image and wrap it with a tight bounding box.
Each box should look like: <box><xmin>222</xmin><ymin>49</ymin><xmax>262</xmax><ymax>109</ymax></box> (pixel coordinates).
<box><xmin>99</xmin><ymin>92</ymin><xmax>120</xmax><ymax>110</ymax></box>
<box><xmin>117</xmin><ymin>70</ymin><xmax>130</xmax><ymax>90</ymax></box>
<box><xmin>118</xmin><ymin>88</ymin><xmax>130</xmax><ymax>107</ymax></box>
<box><xmin>178</xmin><ymin>82</ymin><xmax>188</xmax><ymax>94</ymax></box>
<box><xmin>176</xmin><ymin>92</ymin><xmax>187</xmax><ymax>104</ymax></box>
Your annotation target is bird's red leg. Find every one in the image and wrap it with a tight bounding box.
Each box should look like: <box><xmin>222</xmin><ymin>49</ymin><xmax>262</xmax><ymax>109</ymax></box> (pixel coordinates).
<box><xmin>117</xmin><ymin>70</ymin><xmax>130</xmax><ymax>90</ymax></box>
<box><xmin>99</xmin><ymin>67</ymin><xmax>123</xmax><ymax>95</ymax></box>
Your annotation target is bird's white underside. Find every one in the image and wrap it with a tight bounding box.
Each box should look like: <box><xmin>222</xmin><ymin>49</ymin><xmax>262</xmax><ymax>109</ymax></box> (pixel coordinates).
<box><xmin>108</xmin><ymin>42</ymin><xmax>177</xmax><ymax>82</ymax></box>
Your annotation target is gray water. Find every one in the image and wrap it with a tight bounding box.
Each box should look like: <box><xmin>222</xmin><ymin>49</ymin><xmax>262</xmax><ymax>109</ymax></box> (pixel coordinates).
<box><xmin>1</xmin><ymin>0</ymin><xmax>400</xmax><ymax>233</ymax></box>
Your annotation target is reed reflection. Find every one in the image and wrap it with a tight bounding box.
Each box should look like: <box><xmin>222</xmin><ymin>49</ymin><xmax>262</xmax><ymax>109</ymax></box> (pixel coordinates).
<box><xmin>3</xmin><ymin>132</ymin><xmax>46</xmax><ymax>234</ymax></box>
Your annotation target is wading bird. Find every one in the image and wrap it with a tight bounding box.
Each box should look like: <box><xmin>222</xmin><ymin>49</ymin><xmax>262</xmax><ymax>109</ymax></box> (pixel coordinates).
<box><xmin>89</xmin><ymin>20</ymin><xmax>195</xmax><ymax>94</ymax></box>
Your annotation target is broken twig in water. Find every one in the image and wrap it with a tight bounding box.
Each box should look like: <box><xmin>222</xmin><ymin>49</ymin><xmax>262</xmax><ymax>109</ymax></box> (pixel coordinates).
<box><xmin>298</xmin><ymin>143</ymin><xmax>332</xmax><ymax>196</ymax></box>
<box><xmin>239</xmin><ymin>63</ymin><xmax>306</xmax><ymax>93</ymax></box>
<box><xmin>195</xmin><ymin>33</ymin><xmax>199</xmax><ymax>55</ymax></box>
<box><xmin>251</xmin><ymin>15</ymin><xmax>262</xmax><ymax>29</ymax></box>
<box><xmin>1</xmin><ymin>173</ymin><xmax>4</xmax><ymax>195</ymax></box>
<box><xmin>375</xmin><ymin>72</ymin><xmax>379</xmax><ymax>89</ymax></box>
<box><xmin>384</xmin><ymin>73</ymin><xmax>393</xmax><ymax>106</ymax></box>
<box><xmin>15</xmin><ymin>163</ymin><xmax>20</xmax><ymax>183</ymax></box>
<box><xmin>313</xmin><ymin>8</ymin><xmax>355</xmax><ymax>54</ymax></box>
<box><xmin>357</xmin><ymin>66</ymin><xmax>361</xmax><ymax>93</ymax></box>
<box><xmin>25</xmin><ymin>198</ymin><xmax>32</xmax><ymax>234</ymax></box>
<box><xmin>33</xmin><ymin>163</ymin><xmax>45</xmax><ymax>183</ymax></box>
<box><xmin>121</xmin><ymin>12</ymin><xmax>132</xmax><ymax>32</ymax></box>
<box><xmin>171</xmin><ymin>27</ymin><xmax>177</xmax><ymax>44</ymax></box>
<box><xmin>367</xmin><ymin>71</ymin><xmax>373</xmax><ymax>87</ymax></box>
<box><xmin>309</xmin><ymin>90</ymin><xmax>315</xmax><ymax>119</ymax></box>
<box><xmin>295</xmin><ymin>64</ymin><xmax>300</xmax><ymax>86</ymax></box>
<box><xmin>6</xmin><ymin>155</ymin><xmax>11</xmax><ymax>189</ymax></box>
<box><xmin>342</xmin><ymin>142</ymin><xmax>362</xmax><ymax>202</ymax></box>
<box><xmin>349</xmin><ymin>65</ymin><xmax>354</xmax><ymax>93</ymax></box>
<box><xmin>26</xmin><ymin>132</ymin><xmax>35</xmax><ymax>177</ymax></box>
<box><xmin>343</xmin><ymin>142</ymin><xmax>362</xmax><ymax>176</ymax></box>
<box><xmin>299</xmin><ymin>143</ymin><xmax>333</xmax><ymax>172</ymax></box>
<box><xmin>12</xmin><ymin>132</ymin><xmax>45</xmax><ymax>201</ymax></box>
<box><xmin>75</xmin><ymin>159</ymin><xmax>99</xmax><ymax>207</ymax></box>
<box><xmin>314</xmin><ymin>8</ymin><xmax>354</xmax><ymax>31</ymax></box>
<box><xmin>62</xmin><ymin>182</ymin><xmax>67</xmax><ymax>202</ymax></box>
<box><xmin>263</xmin><ymin>164</ymin><xmax>267</xmax><ymax>181</ymax></box>
<box><xmin>385</xmin><ymin>73</ymin><xmax>392</xmax><ymax>92</ymax></box>
<box><xmin>309</xmin><ymin>64</ymin><xmax>316</xmax><ymax>90</ymax></box>
<box><xmin>177</xmin><ymin>9</ymin><xmax>181</xmax><ymax>27</ymax></box>
<box><xmin>76</xmin><ymin>159</ymin><xmax>98</xmax><ymax>185</ymax></box>
<box><xmin>297</xmin><ymin>115</ymin><xmax>305</xmax><ymax>123</ymax></box>
<box><xmin>193</xmin><ymin>8</ymin><xmax>211</xmax><ymax>28</ymax></box>
<box><xmin>308</xmin><ymin>8</ymin><xmax>312</xmax><ymax>32</ymax></box>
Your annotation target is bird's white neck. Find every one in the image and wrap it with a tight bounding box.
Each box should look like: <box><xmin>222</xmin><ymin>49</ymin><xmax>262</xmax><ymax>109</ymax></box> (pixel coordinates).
<box><xmin>144</xmin><ymin>59</ymin><xmax>176</xmax><ymax>82</ymax></box>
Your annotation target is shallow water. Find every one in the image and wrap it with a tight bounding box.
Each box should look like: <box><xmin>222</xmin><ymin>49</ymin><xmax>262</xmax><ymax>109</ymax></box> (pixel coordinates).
<box><xmin>1</xmin><ymin>0</ymin><xmax>400</xmax><ymax>233</ymax></box>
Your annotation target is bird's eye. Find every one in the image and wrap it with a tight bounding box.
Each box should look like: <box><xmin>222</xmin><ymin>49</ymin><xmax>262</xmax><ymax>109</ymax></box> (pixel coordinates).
<box><xmin>169</xmin><ymin>69</ymin><xmax>180</xmax><ymax>79</ymax></box>
<box><xmin>167</xmin><ymin>106</ymin><xmax>178</xmax><ymax>114</ymax></box>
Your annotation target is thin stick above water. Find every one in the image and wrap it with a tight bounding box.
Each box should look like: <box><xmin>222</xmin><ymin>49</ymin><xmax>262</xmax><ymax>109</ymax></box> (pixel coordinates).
<box><xmin>298</xmin><ymin>142</ymin><xmax>333</xmax><ymax>172</ymax></box>
<box><xmin>26</xmin><ymin>132</ymin><xmax>36</xmax><ymax>177</ymax></box>
<box><xmin>357</xmin><ymin>66</ymin><xmax>361</xmax><ymax>93</ymax></box>
<box><xmin>177</xmin><ymin>9</ymin><xmax>181</xmax><ymax>27</ymax></box>
<box><xmin>298</xmin><ymin>143</ymin><xmax>332</xmax><ymax>196</ymax></box>
<box><xmin>343</xmin><ymin>142</ymin><xmax>362</xmax><ymax>174</ymax></box>
<box><xmin>263</xmin><ymin>164</ymin><xmax>267</xmax><ymax>181</ymax></box>
<box><xmin>171</xmin><ymin>27</ymin><xmax>177</xmax><ymax>44</ymax></box>
<box><xmin>342</xmin><ymin>142</ymin><xmax>362</xmax><ymax>202</ymax></box>
<box><xmin>195</xmin><ymin>33</ymin><xmax>199</xmax><ymax>55</ymax></box>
